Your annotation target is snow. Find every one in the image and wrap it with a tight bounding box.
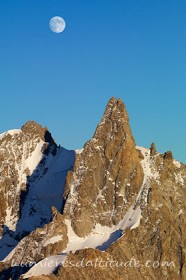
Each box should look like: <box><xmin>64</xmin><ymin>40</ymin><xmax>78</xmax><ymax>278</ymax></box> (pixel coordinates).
<box><xmin>0</xmin><ymin>233</ymin><xmax>18</xmax><ymax>261</ymax></box>
<box><xmin>1</xmin><ymin>146</ymin><xmax>76</xmax><ymax>262</ymax></box>
<box><xmin>133</xmin><ymin>146</ymin><xmax>159</xmax><ymax>211</ymax></box>
<box><xmin>136</xmin><ymin>146</ymin><xmax>159</xmax><ymax>182</ymax></box>
<box><xmin>22</xmin><ymin>254</ymin><xmax>67</xmax><ymax>279</ymax></box>
<box><xmin>15</xmin><ymin>144</ymin><xmax>185</xmax><ymax>279</ymax></box>
<box><xmin>16</xmin><ymin>140</ymin><xmax>45</xmax><ymax>188</ymax></box>
<box><xmin>64</xmin><ymin>220</ymin><xmax>115</xmax><ymax>253</ymax></box>
<box><xmin>3</xmin><ymin>140</ymin><xmax>45</xmax><ymax>232</ymax></box>
<box><xmin>33</xmin><ymin>147</ymin><xmax>75</xmax><ymax>210</ymax></box>
<box><xmin>23</xmin><ymin>141</ymin><xmax>45</xmax><ymax>176</ymax></box>
<box><xmin>22</xmin><ymin>204</ymin><xmax>142</xmax><ymax>278</ymax></box>
<box><xmin>2</xmin><ymin>241</ymin><xmax>17</xmax><ymax>262</ymax></box>
<box><xmin>0</xmin><ymin>129</ymin><xmax>21</xmax><ymax>140</ymax></box>
<box><xmin>76</xmin><ymin>149</ymin><xmax>83</xmax><ymax>154</ymax></box>
<box><xmin>173</xmin><ymin>161</ymin><xmax>184</xmax><ymax>186</ymax></box>
<box><xmin>173</xmin><ymin>160</ymin><xmax>181</xmax><ymax>169</ymax></box>
<box><xmin>119</xmin><ymin>206</ymin><xmax>142</xmax><ymax>231</ymax></box>
<box><xmin>43</xmin><ymin>235</ymin><xmax>63</xmax><ymax>247</ymax></box>
<box><xmin>16</xmin><ymin>147</ymin><xmax>75</xmax><ymax>234</ymax></box>
<box><xmin>20</xmin><ymin>145</ymin><xmax>154</xmax><ymax>278</ymax></box>
<box><xmin>4</xmin><ymin>207</ymin><xmax>15</xmax><ymax>230</ymax></box>
<box><xmin>6</xmin><ymin>145</ymin><xmax>164</xmax><ymax>278</ymax></box>
<box><xmin>178</xmin><ymin>209</ymin><xmax>184</xmax><ymax>215</ymax></box>
<box><xmin>175</xmin><ymin>173</ymin><xmax>184</xmax><ymax>186</ymax></box>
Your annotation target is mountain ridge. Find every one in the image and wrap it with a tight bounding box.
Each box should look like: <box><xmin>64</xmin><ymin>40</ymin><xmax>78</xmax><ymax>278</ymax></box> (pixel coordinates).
<box><xmin>0</xmin><ymin>97</ymin><xmax>185</xmax><ymax>280</ymax></box>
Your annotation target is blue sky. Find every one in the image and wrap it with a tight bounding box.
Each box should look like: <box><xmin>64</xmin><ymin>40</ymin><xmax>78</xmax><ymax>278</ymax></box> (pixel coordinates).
<box><xmin>0</xmin><ymin>0</ymin><xmax>186</xmax><ymax>163</ymax></box>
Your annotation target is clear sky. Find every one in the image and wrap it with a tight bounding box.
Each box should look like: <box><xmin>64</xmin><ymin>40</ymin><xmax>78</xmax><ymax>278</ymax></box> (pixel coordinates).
<box><xmin>0</xmin><ymin>0</ymin><xmax>186</xmax><ymax>163</ymax></box>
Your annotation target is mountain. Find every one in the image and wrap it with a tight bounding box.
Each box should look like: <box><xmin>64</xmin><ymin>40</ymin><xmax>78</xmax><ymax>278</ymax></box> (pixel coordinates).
<box><xmin>0</xmin><ymin>98</ymin><xmax>185</xmax><ymax>280</ymax></box>
<box><xmin>0</xmin><ymin>122</ymin><xmax>75</xmax><ymax>261</ymax></box>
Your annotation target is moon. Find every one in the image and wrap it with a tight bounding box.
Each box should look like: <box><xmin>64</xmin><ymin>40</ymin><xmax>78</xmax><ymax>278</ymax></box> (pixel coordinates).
<box><xmin>49</xmin><ymin>16</ymin><xmax>66</xmax><ymax>33</ymax></box>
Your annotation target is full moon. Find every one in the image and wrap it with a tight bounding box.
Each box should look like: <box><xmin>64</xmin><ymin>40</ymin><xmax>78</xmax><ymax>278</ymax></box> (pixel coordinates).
<box><xmin>49</xmin><ymin>16</ymin><xmax>66</xmax><ymax>33</ymax></box>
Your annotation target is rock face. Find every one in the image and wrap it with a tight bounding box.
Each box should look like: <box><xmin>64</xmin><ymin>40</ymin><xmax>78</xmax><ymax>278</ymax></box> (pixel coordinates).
<box><xmin>0</xmin><ymin>98</ymin><xmax>186</xmax><ymax>280</ymax></box>
<box><xmin>0</xmin><ymin>121</ymin><xmax>56</xmax><ymax>237</ymax></box>
<box><xmin>164</xmin><ymin>150</ymin><xmax>173</xmax><ymax>160</ymax></box>
<box><xmin>0</xmin><ymin>121</ymin><xmax>75</xmax><ymax>262</ymax></box>
<box><xmin>21</xmin><ymin>121</ymin><xmax>56</xmax><ymax>147</ymax></box>
<box><xmin>105</xmin><ymin>152</ymin><xmax>186</xmax><ymax>280</ymax></box>
<box><xmin>63</xmin><ymin>97</ymin><xmax>144</xmax><ymax>237</ymax></box>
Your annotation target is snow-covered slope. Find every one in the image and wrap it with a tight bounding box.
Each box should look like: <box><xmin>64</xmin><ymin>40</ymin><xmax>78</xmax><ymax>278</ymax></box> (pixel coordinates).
<box><xmin>16</xmin><ymin>146</ymin><xmax>75</xmax><ymax>235</ymax></box>
<box><xmin>0</xmin><ymin>122</ymin><xmax>75</xmax><ymax>262</ymax></box>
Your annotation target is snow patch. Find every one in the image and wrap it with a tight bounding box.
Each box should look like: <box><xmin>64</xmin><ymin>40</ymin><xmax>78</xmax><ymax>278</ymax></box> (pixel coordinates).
<box><xmin>23</xmin><ymin>140</ymin><xmax>45</xmax><ymax>175</ymax></box>
<box><xmin>175</xmin><ymin>173</ymin><xmax>184</xmax><ymax>186</ymax></box>
<box><xmin>0</xmin><ymin>129</ymin><xmax>21</xmax><ymax>140</ymax></box>
<box><xmin>22</xmin><ymin>254</ymin><xmax>67</xmax><ymax>278</ymax></box>
<box><xmin>43</xmin><ymin>235</ymin><xmax>63</xmax><ymax>247</ymax></box>
<box><xmin>64</xmin><ymin>220</ymin><xmax>115</xmax><ymax>253</ymax></box>
<box><xmin>22</xmin><ymin>204</ymin><xmax>143</xmax><ymax>278</ymax></box>
<box><xmin>173</xmin><ymin>160</ymin><xmax>181</xmax><ymax>169</ymax></box>
<box><xmin>178</xmin><ymin>209</ymin><xmax>184</xmax><ymax>215</ymax></box>
<box><xmin>136</xmin><ymin>146</ymin><xmax>159</xmax><ymax>182</ymax></box>
<box><xmin>4</xmin><ymin>207</ymin><xmax>14</xmax><ymax>229</ymax></box>
<box><xmin>76</xmin><ymin>149</ymin><xmax>83</xmax><ymax>154</ymax></box>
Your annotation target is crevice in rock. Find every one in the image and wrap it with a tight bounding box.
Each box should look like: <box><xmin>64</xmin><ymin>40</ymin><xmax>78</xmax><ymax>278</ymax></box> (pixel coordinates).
<box><xmin>178</xmin><ymin>245</ymin><xmax>185</xmax><ymax>275</ymax></box>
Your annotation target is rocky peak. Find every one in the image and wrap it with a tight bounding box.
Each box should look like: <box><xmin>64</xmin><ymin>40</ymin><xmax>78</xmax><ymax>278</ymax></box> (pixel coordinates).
<box><xmin>93</xmin><ymin>97</ymin><xmax>129</xmax><ymax>137</ymax></box>
<box><xmin>21</xmin><ymin>121</ymin><xmax>56</xmax><ymax>146</ymax></box>
<box><xmin>150</xmin><ymin>142</ymin><xmax>157</xmax><ymax>156</ymax></box>
<box><xmin>164</xmin><ymin>150</ymin><xmax>173</xmax><ymax>160</ymax></box>
<box><xmin>63</xmin><ymin>97</ymin><xmax>144</xmax><ymax>237</ymax></box>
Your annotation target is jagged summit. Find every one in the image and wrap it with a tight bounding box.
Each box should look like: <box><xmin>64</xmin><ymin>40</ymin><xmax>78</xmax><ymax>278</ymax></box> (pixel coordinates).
<box><xmin>63</xmin><ymin>97</ymin><xmax>143</xmax><ymax>237</ymax></box>
<box><xmin>93</xmin><ymin>97</ymin><xmax>130</xmax><ymax>143</ymax></box>
<box><xmin>21</xmin><ymin>121</ymin><xmax>56</xmax><ymax>146</ymax></box>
